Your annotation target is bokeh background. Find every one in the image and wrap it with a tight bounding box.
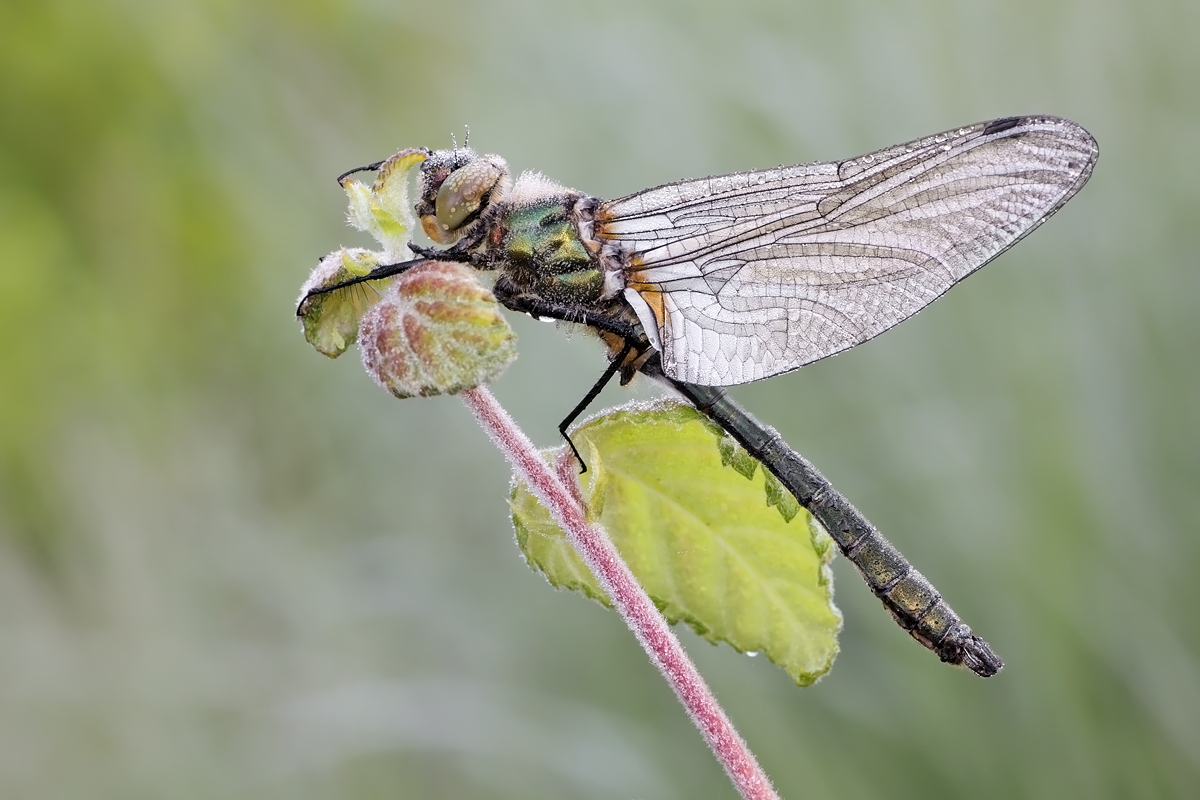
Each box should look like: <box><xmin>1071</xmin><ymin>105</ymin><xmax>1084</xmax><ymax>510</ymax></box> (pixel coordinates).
<box><xmin>2</xmin><ymin>0</ymin><xmax>1197</xmax><ymax>797</ymax></box>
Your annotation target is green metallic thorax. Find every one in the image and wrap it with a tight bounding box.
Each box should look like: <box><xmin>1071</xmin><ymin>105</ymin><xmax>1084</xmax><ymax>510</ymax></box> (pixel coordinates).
<box><xmin>486</xmin><ymin>198</ymin><xmax>606</xmax><ymax>308</ymax></box>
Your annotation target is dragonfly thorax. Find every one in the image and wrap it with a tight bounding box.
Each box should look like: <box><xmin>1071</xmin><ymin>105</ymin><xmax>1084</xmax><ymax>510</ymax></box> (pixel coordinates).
<box><xmin>487</xmin><ymin>194</ymin><xmax>611</xmax><ymax>307</ymax></box>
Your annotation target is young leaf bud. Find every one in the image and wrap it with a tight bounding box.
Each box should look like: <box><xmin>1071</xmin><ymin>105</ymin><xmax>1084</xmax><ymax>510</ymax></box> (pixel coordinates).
<box><xmin>359</xmin><ymin>261</ymin><xmax>517</xmax><ymax>398</ymax></box>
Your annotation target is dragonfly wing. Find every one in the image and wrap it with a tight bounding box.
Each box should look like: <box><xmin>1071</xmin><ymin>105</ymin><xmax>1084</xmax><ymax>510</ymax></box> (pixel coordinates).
<box><xmin>596</xmin><ymin>116</ymin><xmax>1098</xmax><ymax>386</ymax></box>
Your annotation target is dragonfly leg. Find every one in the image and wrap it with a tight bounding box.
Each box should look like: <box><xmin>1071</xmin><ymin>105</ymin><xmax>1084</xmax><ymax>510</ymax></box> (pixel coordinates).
<box><xmin>407</xmin><ymin>241</ymin><xmax>481</xmax><ymax>264</ymax></box>
<box><xmin>490</xmin><ymin>278</ymin><xmax>646</xmax><ymax>342</ymax></box>
<box><xmin>558</xmin><ymin>341</ymin><xmax>634</xmax><ymax>473</ymax></box>
<box><xmin>334</xmin><ymin>161</ymin><xmax>386</xmax><ymax>184</ymax></box>
<box><xmin>296</xmin><ymin>256</ymin><xmax>427</xmax><ymax>311</ymax></box>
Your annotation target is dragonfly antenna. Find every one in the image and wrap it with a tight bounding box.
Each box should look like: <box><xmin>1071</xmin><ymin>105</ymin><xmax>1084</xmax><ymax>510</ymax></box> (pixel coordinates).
<box><xmin>450</xmin><ymin>125</ymin><xmax>471</xmax><ymax>154</ymax></box>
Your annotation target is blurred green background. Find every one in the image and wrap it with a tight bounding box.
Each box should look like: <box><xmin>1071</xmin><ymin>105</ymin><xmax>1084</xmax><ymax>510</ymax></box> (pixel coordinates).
<box><xmin>1</xmin><ymin>0</ymin><xmax>1197</xmax><ymax>797</ymax></box>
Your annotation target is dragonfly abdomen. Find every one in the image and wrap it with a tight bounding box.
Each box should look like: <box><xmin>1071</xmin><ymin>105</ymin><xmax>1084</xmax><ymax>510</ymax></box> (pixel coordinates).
<box><xmin>668</xmin><ymin>376</ymin><xmax>1003</xmax><ymax>677</ymax></box>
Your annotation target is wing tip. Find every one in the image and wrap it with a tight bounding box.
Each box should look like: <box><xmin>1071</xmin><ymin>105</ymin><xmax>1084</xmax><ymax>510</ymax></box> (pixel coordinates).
<box><xmin>982</xmin><ymin>116</ymin><xmax>1024</xmax><ymax>136</ymax></box>
<box><xmin>980</xmin><ymin>115</ymin><xmax>1099</xmax><ymax>189</ymax></box>
<box><xmin>983</xmin><ymin>114</ymin><xmax>1098</xmax><ymax>152</ymax></box>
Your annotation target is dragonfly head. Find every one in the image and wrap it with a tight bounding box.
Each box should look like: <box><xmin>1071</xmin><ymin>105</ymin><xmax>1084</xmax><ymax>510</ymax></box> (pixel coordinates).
<box><xmin>416</xmin><ymin>148</ymin><xmax>510</xmax><ymax>245</ymax></box>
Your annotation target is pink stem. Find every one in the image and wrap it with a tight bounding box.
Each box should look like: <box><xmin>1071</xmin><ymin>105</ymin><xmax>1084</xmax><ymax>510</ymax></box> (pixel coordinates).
<box><xmin>461</xmin><ymin>387</ymin><xmax>779</xmax><ymax>800</ymax></box>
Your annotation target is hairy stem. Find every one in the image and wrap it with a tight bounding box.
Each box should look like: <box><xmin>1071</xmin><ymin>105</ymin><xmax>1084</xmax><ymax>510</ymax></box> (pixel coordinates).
<box><xmin>460</xmin><ymin>386</ymin><xmax>779</xmax><ymax>800</ymax></box>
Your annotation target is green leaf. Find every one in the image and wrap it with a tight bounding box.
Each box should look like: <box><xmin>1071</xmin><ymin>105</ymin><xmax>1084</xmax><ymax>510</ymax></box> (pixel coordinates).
<box><xmin>763</xmin><ymin>470</ymin><xmax>803</xmax><ymax>523</ymax></box>
<box><xmin>512</xmin><ymin>400</ymin><xmax>841</xmax><ymax>686</ymax></box>
<box><xmin>297</xmin><ymin>148</ymin><xmax>430</xmax><ymax>359</ymax></box>
<box><xmin>295</xmin><ymin>248</ymin><xmax>390</xmax><ymax>358</ymax></box>
<box><xmin>344</xmin><ymin>147</ymin><xmax>427</xmax><ymax>261</ymax></box>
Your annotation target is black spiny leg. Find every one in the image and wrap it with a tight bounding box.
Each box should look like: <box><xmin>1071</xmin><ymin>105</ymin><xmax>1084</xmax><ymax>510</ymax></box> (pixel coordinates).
<box><xmin>488</xmin><ymin>278</ymin><xmax>651</xmax><ymax>470</ymax></box>
<box><xmin>296</xmin><ymin>256</ymin><xmax>427</xmax><ymax>312</ymax></box>
<box><xmin>559</xmin><ymin>341</ymin><xmax>634</xmax><ymax>473</ymax></box>
<box><xmin>408</xmin><ymin>242</ymin><xmax>463</xmax><ymax>261</ymax></box>
<box><xmin>335</xmin><ymin>161</ymin><xmax>386</xmax><ymax>184</ymax></box>
<box><xmin>490</xmin><ymin>277</ymin><xmax>646</xmax><ymax>342</ymax></box>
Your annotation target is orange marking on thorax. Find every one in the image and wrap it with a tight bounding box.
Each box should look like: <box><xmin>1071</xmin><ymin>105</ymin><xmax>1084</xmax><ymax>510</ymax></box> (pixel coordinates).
<box><xmin>634</xmin><ymin>286</ymin><xmax>665</xmax><ymax>328</ymax></box>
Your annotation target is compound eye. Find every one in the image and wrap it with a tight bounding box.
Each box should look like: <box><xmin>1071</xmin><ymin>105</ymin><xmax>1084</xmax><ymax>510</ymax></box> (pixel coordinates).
<box><xmin>435</xmin><ymin>159</ymin><xmax>505</xmax><ymax>233</ymax></box>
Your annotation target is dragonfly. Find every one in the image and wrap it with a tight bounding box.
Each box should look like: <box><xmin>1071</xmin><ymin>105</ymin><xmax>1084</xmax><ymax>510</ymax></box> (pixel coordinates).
<box><xmin>302</xmin><ymin>116</ymin><xmax>1098</xmax><ymax>677</ymax></box>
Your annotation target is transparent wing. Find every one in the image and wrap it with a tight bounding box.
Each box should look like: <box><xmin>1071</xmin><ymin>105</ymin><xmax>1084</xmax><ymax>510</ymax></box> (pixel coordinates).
<box><xmin>596</xmin><ymin>116</ymin><xmax>1098</xmax><ymax>386</ymax></box>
